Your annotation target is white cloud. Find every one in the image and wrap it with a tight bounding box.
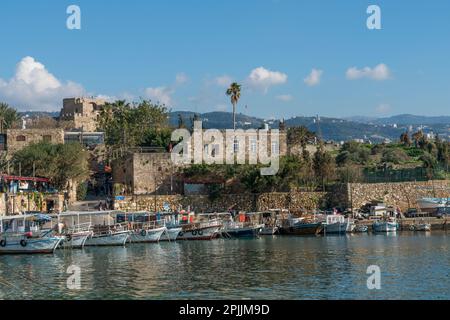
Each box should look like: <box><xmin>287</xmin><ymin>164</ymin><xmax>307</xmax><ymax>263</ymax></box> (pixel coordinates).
<box><xmin>0</xmin><ymin>56</ymin><xmax>85</xmax><ymax>111</ymax></box>
<box><xmin>376</xmin><ymin>103</ymin><xmax>391</xmax><ymax>114</ymax></box>
<box><xmin>304</xmin><ymin>69</ymin><xmax>323</xmax><ymax>86</ymax></box>
<box><xmin>144</xmin><ymin>86</ymin><xmax>174</xmax><ymax>106</ymax></box>
<box><xmin>247</xmin><ymin>67</ymin><xmax>287</xmax><ymax>93</ymax></box>
<box><xmin>215</xmin><ymin>75</ymin><xmax>233</xmax><ymax>87</ymax></box>
<box><xmin>276</xmin><ymin>94</ymin><xmax>293</xmax><ymax>102</ymax></box>
<box><xmin>175</xmin><ymin>73</ymin><xmax>188</xmax><ymax>85</ymax></box>
<box><xmin>346</xmin><ymin>63</ymin><xmax>390</xmax><ymax>81</ymax></box>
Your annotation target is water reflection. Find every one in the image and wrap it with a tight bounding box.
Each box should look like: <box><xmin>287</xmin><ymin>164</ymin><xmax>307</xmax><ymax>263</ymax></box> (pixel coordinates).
<box><xmin>0</xmin><ymin>232</ymin><xmax>449</xmax><ymax>300</ymax></box>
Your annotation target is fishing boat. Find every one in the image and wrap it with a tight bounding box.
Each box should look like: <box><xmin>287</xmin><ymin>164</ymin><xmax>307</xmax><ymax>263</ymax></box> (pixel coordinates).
<box><xmin>222</xmin><ymin>212</ymin><xmax>264</xmax><ymax>238</ymax></box>
<box><xmin>0</xmin><ymin>214</ymin><xmax>64</xmax><ymax>254</ymax></box>
<box><xmin>61</xmin><ymin>223</ymin><xmax>93</xmax><ymax>249</ymax></box>
<box><xmin>84</xmin><ymin>225</ymin><xmax>130</xmax><ymax>246</ymax></box>
<box><xmin>66</xmin><ymin>211</ymin><xmax>131</xmax><ymax>247</ymax></box>
<box><xmin>372</xmin><ymin>218</ymin><xmax>398</xmax><ymax>233</ymax></box>
<box><xmin>47</xmin><ymin>212</ymin><xmax>93</xmax><ymax>249</ymax></box>
<box><xmin>260</xmin><ymin>226</ymin><xmax>278</xmax><ymax>235</ymax></box>
<box><xmin>223</xmin><ymin>221</ymin><xmax>264</xmax><ymax>238</ymax></box>
<box><xmin>178</xmin><ymin>218</ymin><xmax>222</xmax><ymax>240</ymax></box>
<box><xmin>409</xmin><ymin>219</ymin><xmax>432</xmax><ymax>232</ymax></box>
<box><xmin>129</xmin><ymin>221</ymin><xmax>166</xmax><ymax>243</ymax></box>
<box><xmin>279</xmin><ymin>215</ymin><xmax>323</xmax><ymax>236</ymax></box>
<box><xmin>323</xmin><ymin>215</ymin><xmax>350</xmax><ymax>234</ymax></box>
<box><xmin>156</xmin><ymin>211</ymin><xmax>183</xmax><ymax>241</ymax></box>
<box><xmin>353</xmin><ymin>224</ymin><xmax>369</xmax><ymax>233</ymax></box>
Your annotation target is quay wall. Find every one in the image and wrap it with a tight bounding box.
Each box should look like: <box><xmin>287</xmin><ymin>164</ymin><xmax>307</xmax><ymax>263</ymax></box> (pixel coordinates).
<box><xmin>348</xmin><ymin>180</ymin><xmax>450</xmax><ymax>211</ymax></box>
<box><xmin>113</xmin><ymin>192</ymin><xmax>328</xmax><ymax>213</ymax></box>
<box><xmin>113</xmin><ymin>180</ymin><xmax>450</xmax><ymax>213</ymax></box>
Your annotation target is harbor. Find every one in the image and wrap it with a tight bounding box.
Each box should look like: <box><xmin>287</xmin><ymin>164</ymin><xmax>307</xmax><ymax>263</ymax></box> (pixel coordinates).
<box><xmin>0</xmin><ymin>232</ymin><xmax>449</xmax><ymax>300</ymax></box>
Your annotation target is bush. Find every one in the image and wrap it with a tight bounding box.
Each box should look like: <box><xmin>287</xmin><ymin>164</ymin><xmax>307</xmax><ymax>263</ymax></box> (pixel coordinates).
<box><xmin>76</xmin><ymin>182</ymin><xmax>88</xmax><ymax>201</ymax></box>
<box><xmin>381</xmin><ymin>148</ymin><xmax>410</xmax><ymax>164</ymax></box>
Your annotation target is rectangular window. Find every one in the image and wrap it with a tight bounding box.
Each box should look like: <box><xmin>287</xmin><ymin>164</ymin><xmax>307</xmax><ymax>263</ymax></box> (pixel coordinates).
<box><xmin>43</xmin><ymin>135</ymin><xmax>52</xmax><ymax>142</ymax></box>
<box><xmin>233</xmin><ymin>139</ymin><xmax>239</xmax><ymax>153</ymax></box>
<box><xmin>271</xmin><ymin>141</ymin><xmax>279</xmax><ymax>155</ymax></box>
<box><xmin>250</xmin><ymin>138</ymin><xmax>257</xmax><ymax>153</ymax></box>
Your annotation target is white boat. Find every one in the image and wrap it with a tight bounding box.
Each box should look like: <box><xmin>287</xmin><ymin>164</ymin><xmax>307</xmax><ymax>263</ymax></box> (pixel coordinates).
<box><xmin>409</xmin><ymin>220</ymin><xmax>432</xmax><ymax>232</ymax></box>
<box><xmin>84</xmin><ymin>227</ymin><xmax>130</xmax><ymax>246</ymax></box>
<box><xmin>178</xmin><ymin>219</ymin><xmax>222</xmax><ymax>240</ymax></box>
<box><xmin>223</xmin><ymin>221</ymin><xmax>264</xmax><ymax>238</ymax></box>
<box><xmin>129</xmin><ymin>225</ymin><xmax>167</xmax><ymax>243</ymax></box>
<box><xmin>160</xmin><ymin>227</ymin><xmax>182</xmax><ymax>241</ymax></box>
<box><xmin>417</xmin><ymin>198</ymin><xmax>449</xmax><ymax>213</ymax></box>
<box><xmin>260</xmin><ymin>226</ymin><xmax>278</xmax><ymax>235</ymax></box>
<box><xmin>372</xmin><ymin>219</ymin><xmax>398</xmax><ymax>232</ymax></box>
<box><xmin>0</xmin><ymin>214</ymin><xmax>63</xmax><ymax>254</ymax></box>
<box><xmin>59</xmin><ymin>222</ymin><xmax>93</xmax><ymax>249</ymax></box>
<box><xmin>324</xmin><ymin>215</ymin><xmax>352</xmax><ymax>234</ymax></box>
<box><xmin>353</xmin><ymin>225</ymin><xmax>369</xmax><ymax>233</ymax></box>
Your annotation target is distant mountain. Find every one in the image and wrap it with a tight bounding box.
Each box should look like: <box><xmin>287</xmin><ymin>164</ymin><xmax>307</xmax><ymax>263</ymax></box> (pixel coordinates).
<box><xmin>169</xmin><ymin>111</ymin><xmax>266</xmax><ymax>129</ymax></box>
<box><xmin>373</xmin><ymin>114</ymin><xmax>450</xmax><ymax>125</ymax></box>
<box><xmin>169</xmin><ymin>112</ymin><xmax>406</xmax><ymax>142</ymax></box>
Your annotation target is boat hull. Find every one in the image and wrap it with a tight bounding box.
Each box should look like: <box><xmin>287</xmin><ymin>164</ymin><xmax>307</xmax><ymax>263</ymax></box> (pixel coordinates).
<box><xmin>60</xmin><ymin>232</ymin><xmax>92</xmax><ymax>249</ymax></box>
<box><xmin>160</xmin><ymin>227</ymin><xmax>182</xmax><ymax>241</ymax></box>
<box><xmin>129</xmin><ymin>227</ymin><xmax>166</xmax><ymax>243</ymax></box>
<box><xmin>372</xmin><ymin>222</ymin><xmax>397</xmax><ymax>233</ymax></box>
<box><xmin>84</xmin><ymin>231</ymin><xmax>130</xmax><ymax>246</ymax></box>
<box><xmin>225</xmin><ymin>224</ymin><xmax>264</xmax><ymax>238</ymax></box>
<box><xmin>280</xmin><ymin>222</ymin><xmax>323</xmax><ymax>236</ymax></box>
<box><xmin>324</xmin><ymin>222</ymin><xmax>348</xmax><ymax>234</ymax></box>
<box><xmin>260</xmin><ymin>226</ymin><xmax>278</xmax><ymax>235</ymax></box>
<box><xmin>178</xmin><ymin>226</ymin><xmax>221</xmax><ymax>240</ymax></box>
<box><xmin>0</xmin><ymin>236</ymin><xmax>63</xmax><ymax>254</ymax></box>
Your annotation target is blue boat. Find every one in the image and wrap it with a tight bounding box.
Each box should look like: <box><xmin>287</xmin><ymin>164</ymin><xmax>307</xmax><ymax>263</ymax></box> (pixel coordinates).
<box><xmin>223</xmin><ymin>222</ymin><xmax>264</xmax><ymax>238</ymax></box>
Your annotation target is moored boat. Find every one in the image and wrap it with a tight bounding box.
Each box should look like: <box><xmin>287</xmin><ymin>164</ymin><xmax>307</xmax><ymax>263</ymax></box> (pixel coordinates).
<box><xmin>279</xmin><ymin>215</ymin><xmax>323</xmax><ymax>236</ymax></box>
<box><xmin>178</xmin><ymin>219</ymin><xmax>222</xmax><ymax>240</ymax></box>
<box><xmin>84</xmin><ymin>225</ymin><xmax>130</xmax><ymax>246</ymax></box>
<box><xmin>353</xmin><ymin>224</ymin><xmax>369</xmax><ymax>233</ymax></box>
<box><xmin>323</xmin><ymin>215</ymin><xmax>351</xmax><ymax>234</ymax></box>
<box><xmin>372</xmin><ymin>218</ymin><xmax>397</xmax><ymax>233</ymax></box>
<box><xmin>129</xmin><ymin>224</ymin><xmax>167</xmax><ymax>243</ymax></box>
<box><xmin>0</xmin><ymin>214</ymin><xmax>63</xmax><ymax>254</ymax></box>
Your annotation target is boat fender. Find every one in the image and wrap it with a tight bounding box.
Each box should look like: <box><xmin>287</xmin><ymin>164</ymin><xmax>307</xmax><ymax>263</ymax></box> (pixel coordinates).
<box><xmin>178</xmin><ymin>231</ymin><xmax>184</xmax><ymax>237</ymax></box>
<box><xmin>0</xmin><ymin>239</ymin><xmax>6</xmax><ymax>247</ymax></box>
<box><xmin>66</xmin><ymin>234</ymin><xmax>72</xmax><ymax>242</ymax></box>
<box><xmin>140</xmin><ymin>230</ymin><xmax>147</xmax><ymax>237</ymax></box>
<box><xmin>198</xmin><ymin>230</ymin><xmax>203</xmax><ymax>236</ymax></box>
<box><xmin>192</xmin><ymin>230</ymin><xmax>197</xmax><ymax>236</ymax></box>
<box><xmin>20</xmin><ymin>239</ymin><xmax>27</xmax><ymax>247</ymax></box>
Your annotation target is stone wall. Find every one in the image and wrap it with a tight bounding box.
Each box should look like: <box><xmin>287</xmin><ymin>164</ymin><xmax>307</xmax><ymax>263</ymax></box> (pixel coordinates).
<box><xmin>113</xmin><ymin>191</ymin><xmax>328</xmax><ymax>213</ymax></box>
<box><xmin>348</xmin><ymin>180</ymin><xmax>450</xmax><ymax>211</ymax></box>
<box><xmin>112</xmin><ymin>152</ymin><xmax>183</xmax><ymax>195</ymax></box>
<box><xmin>0</xmin><ymin>193</ymin><xmax>65</xmax><ymax>216</ymax></box>
<box><xmin>6</xmin><ymin>128</ymin><xmax>65</xmax><ymax>154</ymax></box>
<box><xmin>112</xmin><ymin>180</ymin><xmax>450</xmax><ymax>213</ymax></box>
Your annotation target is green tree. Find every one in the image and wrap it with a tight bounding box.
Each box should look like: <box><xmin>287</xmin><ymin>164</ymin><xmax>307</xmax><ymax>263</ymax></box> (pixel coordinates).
<box><xmin>313</xmin><ymin>143</ymin><xmax>336</xmax><ymax>190</ymax></box>
<box><xmin>0</xmin><ymin>103</ymin><xmax>20</xmax><ymax>132</ymax></box>
<box><xmin>97</xmin><ymin>99</ymin><xmax>169</xmax><ymax>148</ymax></box>
<box><xmin>287</xmin><ymin>126</ymin><xmax>316</xmax><ymax>154</ymax></box>
<box><xmin>226</xmin><ymin>82</ymin><xmax>241</xmax><ymax>130</ymax></box>
<box><xmin>12</xmin><ymin>142</ymin><xmax>89</xmax><ymax>190</ymax></box>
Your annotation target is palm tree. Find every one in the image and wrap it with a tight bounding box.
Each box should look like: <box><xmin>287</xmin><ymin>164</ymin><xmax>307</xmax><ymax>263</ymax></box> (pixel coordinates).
<box><xmin>226</xmin><ymin>82</ymin><xmax>241</xmax><ymax>130</ymax></box>
<box><xmin>0</xmin><ymin>103</ymin><xmax>20</xmax><ymax>132</ymax></box>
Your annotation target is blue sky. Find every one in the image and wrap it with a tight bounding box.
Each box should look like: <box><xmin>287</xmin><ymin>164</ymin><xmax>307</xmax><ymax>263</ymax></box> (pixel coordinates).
<box><xmin>0</xmin><ymin>0</ymin><xmax>449</xmax><ymax>118</ymax></box>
